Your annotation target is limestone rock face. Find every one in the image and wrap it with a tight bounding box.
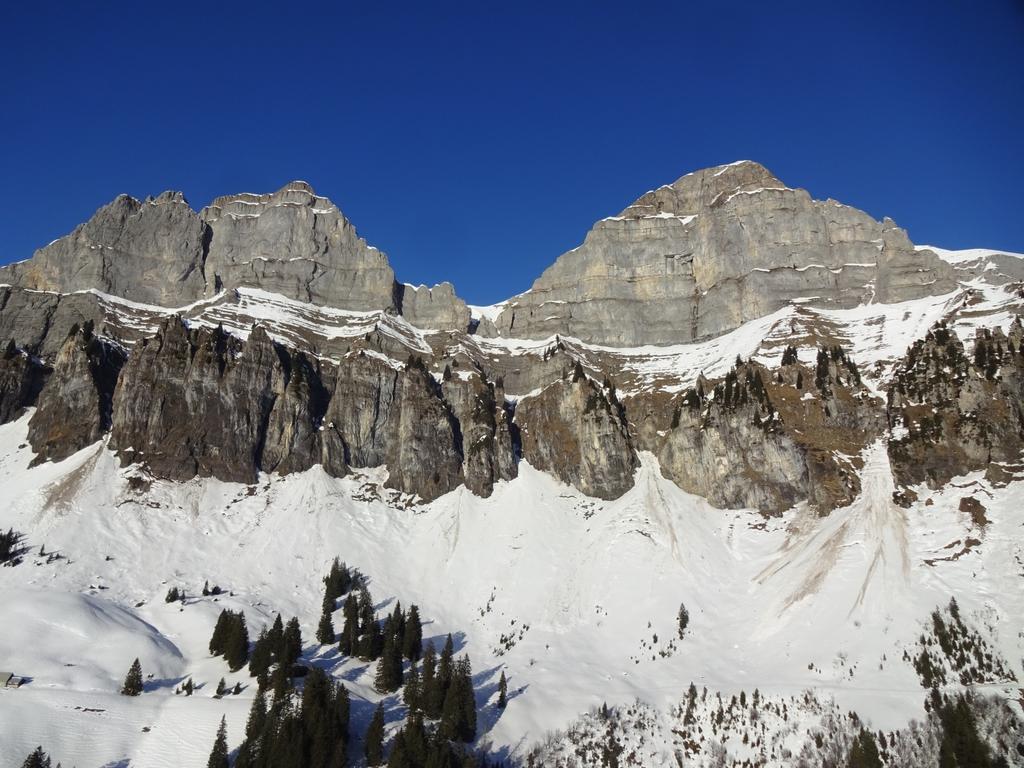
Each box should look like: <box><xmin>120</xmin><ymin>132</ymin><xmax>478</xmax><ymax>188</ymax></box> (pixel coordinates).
<box><xmin>320</xmin><ymin>355</ymin><xmax>468</xmax><ymax>501</ymax></box>
<box><xmin>0</xmin><ymin>192</ymin><xmax>209</xmax><ymax>306</ymax></box>
<box><xmin>494</xmin><ymin>161</ymin><xmax>958</xmax><ymax>346</ymax></box>
<box><xmin>109</xmin><ymin>319</ymin><xmax>285</xmax><ymax>483</ymax></box>
<box><xmin>398</xmin><ymin>283</ymin><xmax>471</xmax><ymax>331</ymax></box>
<box><xmin>653</xmin><ymin>352</ymin><xmax>879</xmax><ymax>514</ymax></box>
<box><xmin>516</xmin><ymin>373</ymin><xmax>637</xmax><ymax>499</ymax></box>
<box><xmin>28</xmin><ymin>324</ymin><xmax>127</xmax><ymax>463</ymax></box>
<box><xmin>887</xmin><ymin>321</ymin><xmax>1024</xmax><ymax>494</ymax></box>
<box><xmin>442</xmin><ymin>372</ymin><xmax>518</xmax><ymax>497</ymax></box>
<box><xmin>200</xmin><ymin>182</ymin><xmax>399</xmax><ymax>312</ymax></box>
<box><xmin>0</xmin><ymin>288</ymin><xmax>126</xmax><ymax>360</ymax></box>
<box><xmin>0</xmin><ymin>342</ymin><xmax>49</xmax><ymax>424</ymax></box>
<box><xmin>0</xmin><ymin>181</ymin><xmax>471</xmax><ymax>332</ymax></box>
<box><xmin>260</xmin><ymin>351</ymin><xmax>332</xmax><ymax>476</ymax></box>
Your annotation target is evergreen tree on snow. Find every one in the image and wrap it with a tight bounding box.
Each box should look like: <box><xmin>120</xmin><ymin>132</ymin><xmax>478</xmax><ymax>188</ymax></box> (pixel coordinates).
<box><xmin>20</xmin><ymin>747</ymin><xmax>52</xmax><ymax>768</ymax></box>
<box><xmin>234</xmin><ymin>689</ymin><xmax>267</xmax><ymax>768</ymax></box>
<box><xmin>339</xmin><ymin>593</ymin><xmax>359</xmax><ymax>656</ymax></box>
<box><xmin>249</xmin><ymin>627</ymin><xmax>273</xmax><ymax>679</ymax></box>
<box><xmin>225</xmin><ymin>612</ymin><xmax>250</xmax><ymax>672</ymax></box>
<box><xmin>677</xmin><ymin>603</ymin><xmax>689</xmax><ymax>638</ymax></box>
<box><xmin>121</xmin><ymin>658</ymin><xmax>143</xmax><ymax>696</ymax></box>
<box><xmin>365</xmin><ymin>701</ymin><xmax>386</xmax><ymax>766</ymax></box>
<box><xmin>209</xmin><ymin>609</ymin><xmax>231</xmax><ymax>656</ymax></box>
<box><xmin>497</xmin><ymin>671</ymin><xmax>508</xmax><ymax>709</ymax></box>
<box><xmin>267</xmin><ymin>613</ymin><xmax>285</xmax><ymax>658</ymax></box>
<box><xmin>846</xmin><ymin>728</ymin><xmax>882</xmax><ymax>768</ymax></box>
<box><xmin>282</xmin><ymin>616</ymin><xmax>303</xmax><ymax>667</ymax></box>
<box><xmin>402</xmin><ymin>604</ymin><xmax>423</xmax><ymax>661</ymax></box>
<box><xmin>374</xmin><ymin>622</ymin><xmax>404</xmax><ymax>693</ymax></box>
<box><xmin>390</xmin><ymin>601</ymin><xmax>406</xmax><ymax>646</ymax></box>
<box><xmin>317</xmin><ymin>603</ymin><xmax>336</xmax><ymax>645</ymax></box>
<box><xmin>422</xmin><ymin>640</ymin><xmax>441</xmax><ymax>719</ymax></box>
<box><xmin>440</xmin><ymin>655</ymin><xmax>476</xmax><ymax>742</ymax></box>
<box><xmin>206</xmin><ymin>716</ymin><xmax>229</xmax><ymax>768</ymax></box>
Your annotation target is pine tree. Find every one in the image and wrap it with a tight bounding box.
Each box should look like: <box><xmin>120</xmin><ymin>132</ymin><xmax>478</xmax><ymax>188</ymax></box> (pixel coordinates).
<box><xmin>683</xmin><ymin>682</ymin><xmax>698</xmax><ymax>725</ymax></box>
<box><xmin>317</xmin><ymin>604</ymin><xmax>336</xmax><ymax>645</ymax></box>
<box><xmin>323</xmin><ymin>557</ymin><xmax>353</xmax><ymax>603</ymax></box>
<box><xmin>374</xmin><ymin>627</ymin><xmax>404</xmax><ymax>693</ymax></box>
<box><xmin>335</xmin><ymin>682</ymin><xmax>351</xmax><ymax>748</ymax></box>
<box><xmin>404</xmin><ymin>715</ymin><xmax>430</xmax><ymax>766</ymax></box>
<box><xmin>390</xmin><ymin>602</ymin><xmax>406</xmax><ymax>646</ymax></box>
<box><xmin>203</xmin><ymin>580</ymin><xmax>210</xmax><ymax>596</ymax></box>
<box><xmin>271</xmin><ymin>658</ymin><xmax>292</xmax><ymax>700</ymax></box>
<box><xmin>359</xmin><ymin>614</ymin><xmax>383</xmax><ymax>661</ymax></box>
<box><xmin>402</xmin><ymin>604</ymin><xmax>423</xmax><ymax>661</ymax></box>
<box><xmin>404</xmin><ymin>662</ymin><xmax>422</xmax><ymax>713</ymax></box>
<box><xmin>439</xmin><ymin>635</ymin><xmax>454</xmax><ymax>680</ymax></box>
<box><xmin>249</xmin><ymin>628</ymin><xmax>273</xmax><ymax>678</ymax></box>
<box><xmin>458</xmin><ymin>656</ymin><xmax>477</xmax><ymax>742</ymax></box>
<box><xmin>336</xmin><ymin>682</ymin><xmax>351</xmax><ymax>737</ymax></box>
<box><xmin>209</xmin><ymin>609</ymin><xmax>231</xmax><ymax>656</ymax></box>
<box><xmin>677</xmin><ymin>603</ymin><xmax>689</xmax><ymax>638</ymax></box>
<box><xmin>847</xmin><ymin>728</ymin><xmax>882</xmax><ymax>768</ymax></box>
<box><xmin>21</xmin><ymin>747</ymin><xmax>52</xmax><ymax>768</ymax></box>
<box><xmin>206</xmin><ymin>716</ymin><xmax>229</xmax><ymax>768</ymax></box>
<box><xmin>184</xmin><ymin>677</ymin><xmax>194</xmax><ymax>696</ymax></box>
<box><xmin>422</xmin><ymin>641</ymin><xmax>441</xmax><ymax>719</ymax></box>
<box><xmin>388</xmin><ymin>732</ymin><xmax>412</xmax><ymax>768</ymax></box>
<box><xmin>268</xmin><ymin>613</ymin><xmax>285</xmax><ymax>658</ymax></box>
<box><xmin>233</xmin><ymin>682</ymin><xmax>242</xmax><ymax>695</ymax></box>
<box><xmin>215</xmin><ymin>677</ymin><xmax>227</xmax><ymax>697</ymax></box>
<box><xmin>121</xmin><ymin>658</ymin><xmax>143</xmax><ymax>696</ymax></box>
<box><xmin>937</xmin><ymin>695</ymin><xmax>994</xmax><ymax>768</ymax></box>
<box><xmin>440</xmin><ymin>655</ymin><xmax>476</xmax><ymax>742</ymax></box>
<box><xmin>234</xmin><ymin>689</ymin><xmax>267</xmax><ymax>768</ymax></box>
<box><xmin>358</xmin><ymin>587</ymin><xmax>382</xmax><ymax>660</ymax></box>
<box><xmin>225</xmin><ymin>612</ymin><xmax>250</xmax><ymax>672</ymax></box>
<box><xmin>365</xmin><ymin>702</ymin><xmax>386</xmax><ymax>766</ymax></box>
<box><xmin>339</xmin><ymin>593</ymin><xmax>359</xmax><ymax>656</ymax></box>
<box><xmin>283</xmin><ymin>616</ymin><xmax>303</xmax><ymax>667</ymax></box>
<box><xmin>497</xmin><ymin>671</ymin><xmax>507</xmax><ymax>709</ymax></box>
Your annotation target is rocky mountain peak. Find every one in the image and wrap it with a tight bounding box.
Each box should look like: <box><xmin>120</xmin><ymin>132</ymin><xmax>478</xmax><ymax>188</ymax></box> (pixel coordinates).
<box><xmin>0</xmin><ymin>180</ymin><xmax>473</xmax><ymax>331</ymax></box>
<box><xmin>492</xmin><ymin>160</ymin><xmax>958</xmax><ymax>346</ymax></box>
<box><xmin>147</xmin><ymin>190</ymin><xmax>190</xmax><ymax>206</ymax></box>
<box><xmin>619</xmin><ymin>160</ymin><xmax>784</xmax><ymax>219</ymax></box>
<box><xmin>201</xmin><ymin>179</ymin><xmax>339</xmax><ymax>221</ymax></box>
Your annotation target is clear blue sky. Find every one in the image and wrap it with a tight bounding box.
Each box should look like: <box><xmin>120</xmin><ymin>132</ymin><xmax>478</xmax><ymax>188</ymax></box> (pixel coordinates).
<box><xmin>1</xmin><ymin>2</ymin><xmax>1022</xmax><ymax>304</ymax></box>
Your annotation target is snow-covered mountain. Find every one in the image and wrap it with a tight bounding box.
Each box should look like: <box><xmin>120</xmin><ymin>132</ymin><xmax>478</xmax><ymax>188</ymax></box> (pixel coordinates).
<box><xmin>1</xmin><ymin>163</ymin><xmax>1022</xmax><ymax>767</ymax></box>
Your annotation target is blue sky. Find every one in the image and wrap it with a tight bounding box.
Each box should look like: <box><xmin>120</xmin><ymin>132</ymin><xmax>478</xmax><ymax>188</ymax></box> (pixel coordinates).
<box><xmin>1</xmin><ymin>2</ymin><xmax>1022</xmax><ymax>304</ymax></box>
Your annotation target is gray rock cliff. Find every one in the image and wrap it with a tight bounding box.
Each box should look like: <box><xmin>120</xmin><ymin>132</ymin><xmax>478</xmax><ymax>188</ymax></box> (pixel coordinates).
<box><xmin>0</xmin><ymin>341</ymin><xmax>48</xmax><ymax>424</ymax></box>
<box><xmin>494</xmin><ymin>161</ymin><xmax>958</xmax><ymax>346</ymax></box>
<box><xmin>887</xmin><ymin>321</ymin><xmax>1024</xmax><ymax>495</ymax></box>
<box><xmin>652</xmin><ymin>351</ymin><xmax>878</xmax><ymax>514</ymax></box>
<box><xmin>0</xmin><ymin>192</ymin><xmax>208</xmax><ymax>306</ymax></box>
<box><xmin>516</xmin><ymin>369</ymin><xmax>637</xmax><ymax>499</ymax></box>
<box><xmin>0</xmin><ymin>181</ymin><xmax>471</xmax><ymax>332</ymax></box>
<box><xmin>28</xmin><ymin>323</ymin><xmax>127</xmax><ymax>463</ymax></box>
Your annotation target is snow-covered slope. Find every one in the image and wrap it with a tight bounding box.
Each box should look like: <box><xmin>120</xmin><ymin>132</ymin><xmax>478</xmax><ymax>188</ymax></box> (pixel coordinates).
<box><xmin>1</xmin><ymin>397</ymin><xmax>1021</xmax><ymax>765</ymax></box>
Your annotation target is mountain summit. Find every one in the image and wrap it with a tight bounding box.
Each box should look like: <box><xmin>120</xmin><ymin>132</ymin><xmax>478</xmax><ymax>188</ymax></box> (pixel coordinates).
<box><xmin>490</xmin><ymin>160</ymin><xmax>959</xmax><ymax>345</ymax></box>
